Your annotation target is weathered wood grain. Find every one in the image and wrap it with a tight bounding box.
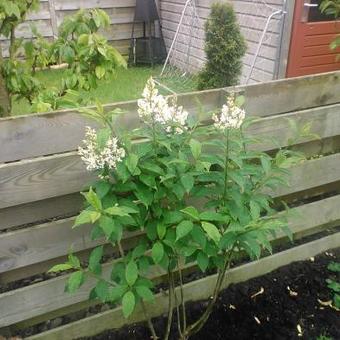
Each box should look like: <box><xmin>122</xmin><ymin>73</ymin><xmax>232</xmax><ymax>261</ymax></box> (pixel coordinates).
<box><xmin>1</xmin><ymin>72</ymin><xmax>340</xmax><ymax>164</ymax></box>
<box><xmin>1</xmin><ymin>194</ymin><xmax>339</xmax><ymax>328</ymax></box>
<box><xmin>0</xmin><ymin>193</ymin><xmax>82</xmax><ymax>230</ymax></box>
<box><xmin>0</xmin><ymin>89</ymin><xmax>222</xmax><ymax>163</ymax></box>
<box><xmin>26</xmin><ymin>232</ymin><xmax>340</xmax><ymax>340</ymax></box>
<box><xmin>246</xmin><ymin>102</ymin><xmax>340</xmax><ymax>152</ymax></box>
<box><xmin>228</xmin><ymin>71</ymin><xmax>340</xmax><ymax>117</ymax></box>
<box><xmin>1</xmin><ymin>148</ymin><xmax>339</xmax><ymax>211</ymax></box>
<box><xmin>0</xmin><ymin>152</ymin><xmax>94</xmax><ymax>209</ymax></box>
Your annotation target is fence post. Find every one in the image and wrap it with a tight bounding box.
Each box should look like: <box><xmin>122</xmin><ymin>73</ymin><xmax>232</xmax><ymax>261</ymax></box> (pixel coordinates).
<box><xmin>48</xmin><ymin>0</ymin><xmax>58</xmax><ymax>39</ymax></box>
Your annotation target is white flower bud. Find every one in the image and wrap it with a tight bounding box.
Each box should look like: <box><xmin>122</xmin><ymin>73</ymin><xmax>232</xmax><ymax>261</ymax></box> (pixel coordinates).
<box><xmin>138</xmin><ymin>77</ymin><xmax>188</xmax><ymax>134</ymax></box>
<box><xmin>78</xmin><ymin>127</ymin><xmax>125</xmax><ymax>171</ymax></box>
<box><xmin>213</xmin><ymin>95</ymin><xmax>246</xmax><ymax>130</ymax></box>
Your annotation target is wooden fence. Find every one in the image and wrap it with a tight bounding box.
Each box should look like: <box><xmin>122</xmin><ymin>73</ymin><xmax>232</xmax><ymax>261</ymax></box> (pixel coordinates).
<box><xmin>0</xmin><ymin>71</ymin><xmax>340</xmax><ymax>339</ymax></box>
<box><xmin>0</xmin><ymin>0</ymin><xmax>139</xmax><ymax>57</ymax></box>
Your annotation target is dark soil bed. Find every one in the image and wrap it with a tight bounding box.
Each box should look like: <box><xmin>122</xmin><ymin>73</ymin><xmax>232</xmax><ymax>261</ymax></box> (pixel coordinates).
<box><xmin>87</xmin><ymin>249</ymin><xmax>340</xmax><ymax>340</ymax></box>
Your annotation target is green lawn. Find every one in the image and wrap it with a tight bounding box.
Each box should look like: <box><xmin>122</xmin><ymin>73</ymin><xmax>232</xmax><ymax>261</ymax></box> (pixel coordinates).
<box><xmin>11</xmin><ymin>66</ymin><xmax>198</xmax><ymax>116</ymax></box>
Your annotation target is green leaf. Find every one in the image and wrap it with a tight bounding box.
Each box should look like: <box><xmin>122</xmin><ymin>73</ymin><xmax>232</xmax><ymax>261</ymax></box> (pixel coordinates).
<box><xmin>122</xmin><ymin>291</ymin><xmax>135</xmax><ymax>318</ymax></box>
<box><xmin>125</xmin><ymin>260</ymin><xmax>138</xmax><ymax>287</ymax></box>
<box><xmin>181</xmin><ymin>206</ymin><xmax>200</xmax><ymax>221</ymax></box>
<box><xmin>105</xmin><ymin>206</ymin><xmax>129</xmax><ymax>216</ymax></box>
<box><xmin>107</xmin><ymin>285</ymin><xmax>127</xmax><ymax>302</ymax></box>
<box><xmin>328</xmin><ymin>262</ymin><xmax>340</xmax><ymax>273</ymax></box>
<box><xmin>163</xmin><ymin>211</ymin><xmax>183</xmax><ymax>225</ymax></box>
<box><xmin>88</xmin><ymin>246</ymin><xmax>103</xmax><ymax>274</ymax></box>
<box><xmin>229</xmin><ymin>171</ymin><xmax>245</xmax><ymax>192</ymax></box>
<box><xmin>95</xmin><ymin>65</ymin><xmax>105</xmax><ymax>79</ymax></box>
<box><xmin>140</xmin><ymin>162</ymin><xmax>164</xmax><ymax>175</ymax></box>
<box><xmin>327</xmin><ymin>279</ymin><xmax>340</xmax><ymax>293</ymax></box>
<box><xmin>68</xmin><ymin>253</ymin><xmax>81</xmax><ymax>268</ymax></box>
<box><xmin>173</xmin><ymin>183</ymin><xmax>185</xmax><ymax>200</ymax></box>
<box><xmin>95</xmin><ymin>280</ymin><xmax>109</xmax><ymax>301</ymax></box>
<box><xmin>190</xmin><ymin>139</ymin><xmax>202</xmax><ymax>159</ymax></box>
<box><xmin>140</xmin><ymin>174</ymin><xmax>157</xmax><ymax>189</ymax></box>
<box><xmin>199</xmin><ymin>211</ymin><xmax>229</xmax><ymax>223</ymax></box>
<box><xmin>157</xmin><ymin>223</ymin><xmax>166</xmax><ymax>240</ymax></box>
<box><xmin>94</xmin><ymin>181</ymin><xmax>111</xmax><ymax>198</ymax></box>
<box><xmin>191</xmin><ymin>226</ymin><xmax>207</xmax><ymax>248</ymax></box>
<box><xmin>152</xmin><ymin>242</ymin><xmax>164</xmax><ymax>264</ymax></box>
<box><xmin>219</xmin><ymin>232</ymin><xmax>237</xmax><ymax>249</ymax></box>
<box><xmin>180</xmin><ymin>174</ymin><xmax>195</xmax><ymax>193</ymax></box>
<box><xmin>250</xmin><ymin>201</ymin><xmax>261</xmax><ymax>220</ymax></box>
<box><xmin>126</xmin><ymin>154</ymin><xmax>139</xmax><ymax>174</ymax></box>
<box><xmin>48</xmin><ymin>263</ymin><xmax>73</xmax><ymax>273</ymax></box>
<box><xmin>136</xmin><ymin>285</ymin><xmax>154</xmax><ymax>302</ymax></box>
<box><xmin>65</xmin><ymin>271</ymin><xmax>84</xmax><ymax>293</ymax></box>
<box><xmin>132</xmin><ymin>244</ymin><xmax>147</xmax><ymax>258</ymax></box>
<box><xmin>235</xmin><ymin>95</ymin><xmax>245</xmax><ymax>107</ymax></box>
<box><xmin>135</xmin><ymin>184</ymin><xmax>154</xmax><ymax>207</ymax></box>
<box><xmin>197</xmin><ymin>252</ymin><xmax>209</xmax><ymax>272</ymax></box>
<box><xmin>201</xmin><ymin>222</ymin><xmax>221</xmax><ymax>244</ymax></box>
<box><xmin>260</xmin><ymin>155</ymin><xmax>271</xmax><ymax>175</ymax></box>
<box><xmin>74</xmin><ymin>210</ymin><xmax>101</xmax><ymax>227</ymax></box>
<box><xmin>176</xmin><ymin>220</ymin><xmax>194</xmax><ymax>241</ymax></box>
<box><xmin>96</xmin><ymin>128</ymin><xmax>111</xmax><ymax>149</ymax></box>
<box><xmin>99</xmin><ymin>215</ymin><xmax>114</xmax><ymax>239</ymax></box>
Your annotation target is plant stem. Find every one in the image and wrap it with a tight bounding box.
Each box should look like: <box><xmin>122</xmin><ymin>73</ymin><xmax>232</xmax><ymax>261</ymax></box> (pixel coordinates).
<box><xmin>141</xmin><ymin>300</ymin><xmax>158</xmax><ymax>340</ymax></box>
<box><xmin>117</xmin><ymin>241</ymin><xmax>125</xmax><ymax>259</ymax></box>
<box><xmin>9</xmin><ymin>26</ymin><xmax>16</xmax><ymax>60</ymax></box>
<box><xmin>183</xmin><ymin>248</ymin><xmax>235</xmax><ymax>338</ymax></box>
<box><xmin>222</xmin><ymin>129</ymin><xmax>230</xmax><ymax>206</ymax></box>
<box><xmin>178</xmin><ymin>263</ymin><xmax>187</xmax><ymax>331</ymax></box>
<box><xmin>164</xmin><ymin>272</ymin><xmax>174</xmax><ymax>340</ymax></box>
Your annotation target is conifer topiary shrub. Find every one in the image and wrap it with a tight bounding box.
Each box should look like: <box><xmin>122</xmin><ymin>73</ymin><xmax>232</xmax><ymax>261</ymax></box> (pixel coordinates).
<box><xmin>197</xmin><ymin>2</ymin><xmax>246</xmax><ymax>90</ymax></box>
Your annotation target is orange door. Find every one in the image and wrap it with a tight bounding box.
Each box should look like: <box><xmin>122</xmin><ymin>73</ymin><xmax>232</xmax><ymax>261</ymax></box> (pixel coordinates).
<box><xmin>286</xmin><ymin>0</ymin><xmax>340</xmax><ymax>77</ymax></box>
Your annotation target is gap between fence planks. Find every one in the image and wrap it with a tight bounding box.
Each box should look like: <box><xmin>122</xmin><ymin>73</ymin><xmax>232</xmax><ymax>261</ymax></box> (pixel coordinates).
<box><xmin>25</xmin><ymin>232</ymin><xmax>340</xmax><ymax>340</ymax></box>
<box><xmin>1</xmin><ymin>194</ymin><xmax>340</xmax><ymax>328</ymax></box>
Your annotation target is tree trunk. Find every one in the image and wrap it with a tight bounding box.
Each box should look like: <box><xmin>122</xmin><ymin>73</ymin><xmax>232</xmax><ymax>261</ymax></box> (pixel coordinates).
<box><xmin>0</xmin><ymin>49</ymin><xmax>10</xmax><ymax>117</ymax></box>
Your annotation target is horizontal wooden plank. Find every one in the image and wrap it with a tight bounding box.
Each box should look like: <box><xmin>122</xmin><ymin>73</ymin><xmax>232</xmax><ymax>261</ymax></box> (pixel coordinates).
<box><xmin>54</xmin><ymin>0</ymin><xmax>136</xmax><ymax>10</ymax></box>
<box><xmin>0</xmin><ymin>193</ymin><xmax>82</xmax><ymax>231</ymax></box>
<box><xmin>247</xmin><ymin>102</ymin><xmax>340</xmax><ymax>152</ymax></box>
<box><xmin>1</xmin><ymin>71</ymin><xmax>339</xmax><ymax>164</ymax></box>
<box><xmin>1</xmin><ymin>137</ymin><xmax>339</xmax><ymax>210</ymax></box>
<box><xmin>229</xmin><ymin>71</ymin><xmax>340</xmax><ymax>117</ymax></box>
<box><xmin>0</xmin><ymin>152</ymin><xmax>94</xmax><ymax>209</ymax></box>
<box><xmin>26</xmin><ymin>232</ymin><xmax>340</xmax><ymax>340</ymax></box>
<box><xmin>0</xmin><ymin>218</ymin><xmax>97</xmax><ymax>274</ymax></box>
<box><xmin>1</xmin><ymin>194</ymin><xmax>339</xmax><ymax>328</ymax></box>
<box><xmin>273</xmin><ymin>153</ymin><xmax>340</xmax><ymax>198</ymax></box>
<box><xmin>0</xmin><ymin>90</ymin><xmax>222</xmax><ymax>163</ymax></box>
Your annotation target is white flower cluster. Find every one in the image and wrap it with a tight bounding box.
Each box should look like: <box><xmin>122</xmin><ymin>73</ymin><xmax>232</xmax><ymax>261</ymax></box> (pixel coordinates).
<box><xmin>213</xmin><ymin>95</ymin><xmax>246</xmax><ymax>130</ymax></box>
<box><xmin>78</xmin><ymin>127</ymin><xmax>125</xmax><ymax>171</ymax></box>
<box><xmin>137</xmin><ymin>77</ymin><xmax>188</xmax><ymax>133</ymax></box>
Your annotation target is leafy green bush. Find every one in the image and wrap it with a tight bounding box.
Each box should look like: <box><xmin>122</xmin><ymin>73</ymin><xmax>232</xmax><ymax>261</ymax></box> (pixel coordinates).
<box><xmin>326</xmin><ymin>261</ymin><xmax>340</xmax><ymax>309</ymax></box>
<box><xmin>197</xmin><ymin>3</ymin><xmax>246</xmax><ymax>90</ymax></box>
<box><xmin>0</xmin><ymin>5</ymin><xmax>126</xmax><ymax>115</ymax></box>
<box><xmin>51</xmin><ymin>78</ymin><xmax>307</xmax><ymax>339</ymax></box>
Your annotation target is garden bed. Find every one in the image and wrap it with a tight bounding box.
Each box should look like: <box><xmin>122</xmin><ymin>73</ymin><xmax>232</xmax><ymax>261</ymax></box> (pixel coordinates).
<box><xmin>88</xmin><ymin>249</ymin><xmax>340</xmax><ymax>340</ymax></box>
